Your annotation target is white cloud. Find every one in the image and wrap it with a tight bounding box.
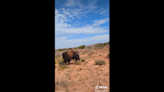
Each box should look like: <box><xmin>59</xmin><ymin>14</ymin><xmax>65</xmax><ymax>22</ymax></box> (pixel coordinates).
<box><xmin>60</xmin><ymin>0</ymin><xmax>98</xmax><ymax>19</ymax></box>
<box><xmin>91</xmin><ymin>18</ymin><xmax>109</xmax><ymax>27</ymax></box>
<box><xmin>100</xmin><ymin>9</ymin><xmax>109</xmax><ymax>15</ymax></box>
<box><xmin>55</xmin><ymin>37</ymin><xmax>68</xmax><ymax>41</ymax></box>
<box><xmin>55</xmin><ymin>8</ymin><xmax>109</xmax><ymax>35</ymax></box>
<box><xmin>95</xmin><ymin>7</ymin><xmax>109</xmax><ymax>16</ymax></box>
<box><xmin>62</xmin><ymin>0</ymin><xmax>80</xmax><ymax>7</ymax></box>
<box><xmin>59</xmin><ymin>26</ymin><xmax>108</xmax><ymax>34</ymax></box>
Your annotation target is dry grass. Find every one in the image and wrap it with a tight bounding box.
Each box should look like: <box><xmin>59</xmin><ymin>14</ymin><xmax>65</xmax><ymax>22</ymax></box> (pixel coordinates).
<box><xmin>95</xmin><ymin>60</ymin><xmax>106</xmax><ymax>65</ymax></box>
<box><xmin>55</xmin><ymin>77</ymin><xmax>68</xmax><ymax>90</ymax></box>
<box><xmin>60</xmin><ymin>65</ymin><xmax>69</xmax><ymax>70</ymax></box>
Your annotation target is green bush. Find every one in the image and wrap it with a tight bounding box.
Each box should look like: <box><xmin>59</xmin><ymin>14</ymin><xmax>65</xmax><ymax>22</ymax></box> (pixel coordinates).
<box><xmin>81</xmin><ymin>59</ymin><xmax>85</xmax><ymax>62</ymax></box>
<box><xmin>78</xmin><ymin>45</ymin><xmax>85</xmax><ymax>49</ymax></box>
<box><xmin>57</xmin><ymin>49</ymin><xmax>67</xmax><ymax>51</ymax></box>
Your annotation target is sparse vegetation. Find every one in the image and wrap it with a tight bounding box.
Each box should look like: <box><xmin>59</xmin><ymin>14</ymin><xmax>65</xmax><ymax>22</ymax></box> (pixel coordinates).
<box><xmin>58</xmin><ymin>58</ymin><xmax>64</xmax><ymax>62</ymax></box>
<box><xmin>56</xmin><ymin>48</ymin><xmax>68</xmax><ymax>51</ymax></box>
<box><xmin>78</xmin><ymin>45</ymin><xmax>85</xmax><ymax>49</ymax></box>
<box><xmin>60</xmin><ymin>65</ymin><xmax>69</xmax><ymax>70</ymax></box>
<box><xmin>73</xmin><ymin>59</ymin><xmax>76</xmax><ymax>61</ymax></box>
<box><xmin>94</xmin><ymin>42</ymin><xmax>109</xmax><ymax>49</ymax></box>
<box><xmin>58</xmin><ymin>61</ymin><xmax>64</xmax><ymax>65</ymax></box>
<box><xmin>58</xmin><ymin>58</ymin><xmax>64</xmax><ymax>66</ymax></box>
<box><xmin>65</xmin><ymin>74</ymin><xmax>70</xmax><ymax>77</ymax></box>
<box><xmin>95</xmin><ymin>60</ymin><xmax>106</xmax><ymax>65</ymax></box>
<box><xmin>88</xmin><ymin>52</ymin><xmax>93</xmax><ymax>56</ymax></box>
<box><xmin>76</xmin><ymin>67</ymin><xmax>82</xmax><ymax>71</ymax></box>
<box><xmin>75</xmin><ymin>61</ymin><xmax>82</xmax><ymax>65</ymax></box>
<box><xmin>55</xmin><ymin>60</ymin><xmax>57</xmax><ymax>64</ymax></box>
<box><xmin>55</xmin><ymin>42</ymin><xmax>110</xmax><ymax>91</ymax></box>
<box><xmin>83</xmin><ymin>63</ymin><xmax>86</xmax><ymax>67</ymax></box>
<box><xmin>55</xmin><ymin>77</ymin><xmax>68</xmax><ymax>90</ymax></box>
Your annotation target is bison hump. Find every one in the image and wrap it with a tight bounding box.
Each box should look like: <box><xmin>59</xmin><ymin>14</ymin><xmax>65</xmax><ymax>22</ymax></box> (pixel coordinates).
<box><xmin>66</xmin><ymin>50</ymin><xmax>73</xmax><ymax>58</ymax></box>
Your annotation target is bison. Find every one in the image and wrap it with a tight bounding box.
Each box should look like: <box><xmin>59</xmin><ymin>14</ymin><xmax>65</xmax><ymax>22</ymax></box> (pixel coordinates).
<box><xmin>62</xmin><ymin>49</ymin><xmax>81</xmax><ymax>65</ymax></box>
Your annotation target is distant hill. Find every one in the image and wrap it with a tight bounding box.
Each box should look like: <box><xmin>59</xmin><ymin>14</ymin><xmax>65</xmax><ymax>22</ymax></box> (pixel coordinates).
<box><xmin>55</xmin><ymin>41</ymin><xmax>109</xmax><ymax>51</ymax></box>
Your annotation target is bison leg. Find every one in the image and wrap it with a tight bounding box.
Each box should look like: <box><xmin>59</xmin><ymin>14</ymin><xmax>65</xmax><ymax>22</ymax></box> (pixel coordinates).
<box><xmin>75</xmin><ymin>59</ymin><xmax>78</xmax><ymax>63</ymax></box>
<box><xmin>68</xmin><ymin>59</ymin><xmax>71</xmax><ymax>64</ymax></box>
<box><xmin>63</xmin><ymin>59</ymin><xmax>68</xmax><ymax>65</ymax></box>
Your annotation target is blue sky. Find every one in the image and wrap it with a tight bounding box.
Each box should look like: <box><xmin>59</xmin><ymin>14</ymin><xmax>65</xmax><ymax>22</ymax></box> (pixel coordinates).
<box><xmin>55</xmin><ymin>0</ymin><xmax>110</xmax><ymax>49</ymax></box>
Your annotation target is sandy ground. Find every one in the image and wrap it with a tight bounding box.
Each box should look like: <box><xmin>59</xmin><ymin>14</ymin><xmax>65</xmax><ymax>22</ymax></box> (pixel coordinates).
<box><xmin>55</xmin><ymin>45</ymin><xmax>110</xmax><ymax>92</ymax></box>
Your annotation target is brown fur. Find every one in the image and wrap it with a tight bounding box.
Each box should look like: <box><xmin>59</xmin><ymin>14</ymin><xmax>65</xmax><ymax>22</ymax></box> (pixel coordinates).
<box><xmin>66</xmin><ymin>50</ymin><xmax>73</xmax><ymax>59</ymax></box>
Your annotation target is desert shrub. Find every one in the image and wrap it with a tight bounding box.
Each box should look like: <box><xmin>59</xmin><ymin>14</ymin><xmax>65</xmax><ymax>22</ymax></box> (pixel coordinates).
<box><xmin>103</xmin><ymin>43</ymin><xmax>107</xmax><ymax>45</ymax></box>
<box><xmin>57</xmin><ymin>49</ymin><xmax>64</xmax><ymax>51</ymax></box>
<box><xmin>60</xmin><ymin>65</ymin><xmax>69</xmax><ymax>70</ymax></box>
<box><xmin>57</xmin><ymin>48</ymin><xmax>68</xmax><ymax>51</ymax></box>
<box><xmin>58</xmin><ymin>61</ymin><xmax>64</xmax><ymax>65</ymax></box>
<box><xmin>81</xmin><ymin>59</ymin><xmax>85</xmax><ymax>62</ymax></box>
<box><xmin>55</xmin><ymin>55</ymin><xmax>60</xmax><ymax>57</ymax></box>
<box><xmin>77</xmin><ymin>67</ymin><xmax>82</xmax><ymax>71</ymax></box>
<box><xmin>95</xmin><ymin>60</ymin><xmax>106</xmax><ymax>65</ymax></box>
<box><xmin>75</xmin><ymin>62</ymin><xmax>80</xmax><ymax>65</ymax></box>
<box><xmin>55</xmin><ymin>77</ymin><xmax>68</xmax><ymax>90</ymax></box>
<box><xmin>58</xmin><ymin>58</ymin><xmax>64</xmax><ymax>66</ymax></box>
<box><xmin>74</xmin><ymin>48</ymin><xmax>77</xmax><ymax>49</ymax></box>
<box><xmin>95</xmin><ymin>43</ymin><xmax>107</xmax><ymax>49</ymax></box>
<box><xmin>55</xmin><ymin>60</ymin><xmax>58</xmax><ymax>64</ymax></box>
<box><xmin>78</xmin><ymin>45</ymin><xmax>85</xmax><ymax>49</ymax></box>
<box><xmin>75</xmin><ymin>62</ymin><xmax>82</xmax><ymax>65</ymax></box>
<box><xmin>58</xmin><ymin>58</ymin><xmax>64</xmax><ymax>62</ymax></box>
